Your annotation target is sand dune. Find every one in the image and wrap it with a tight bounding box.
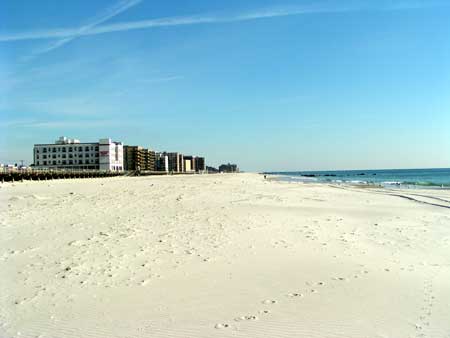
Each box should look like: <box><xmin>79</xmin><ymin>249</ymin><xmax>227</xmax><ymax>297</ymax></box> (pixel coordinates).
<box><xmin>1</xmin><ymin>173</ymin><xmax>449</xmax><ymax>338</ymax></box>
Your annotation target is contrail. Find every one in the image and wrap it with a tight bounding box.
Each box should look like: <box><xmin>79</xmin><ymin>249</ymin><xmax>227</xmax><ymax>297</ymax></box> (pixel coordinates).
<box><xmin>0</xmin><ymin>0</ymin><xmax>447</xmax><ymax>43</ymax></box>
<box><xmin>20</xmin><ymin>0</ymin><xmax>142</xmax><ymax>58</ymax></box>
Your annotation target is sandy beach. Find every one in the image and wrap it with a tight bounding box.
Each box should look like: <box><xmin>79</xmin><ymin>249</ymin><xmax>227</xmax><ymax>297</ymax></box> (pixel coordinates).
<box><xmin>1</xmin><ymin>173</ymin><xmax>449</xmax><ymax>338</ymax></box>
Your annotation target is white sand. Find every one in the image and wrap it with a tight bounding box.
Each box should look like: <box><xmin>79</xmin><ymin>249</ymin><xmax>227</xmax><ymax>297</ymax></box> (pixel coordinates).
<box><xmin>1</xmin><ymin>173</ymin><xmax>449</xmax><ymax>338</ymax></box>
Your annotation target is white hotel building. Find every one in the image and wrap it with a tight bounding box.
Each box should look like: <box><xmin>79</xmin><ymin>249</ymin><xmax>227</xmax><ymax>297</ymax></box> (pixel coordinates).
<box><xmin>33</xmin><ymin>137</ymin><xmax>124</xmax><ymax>171</ymax></box>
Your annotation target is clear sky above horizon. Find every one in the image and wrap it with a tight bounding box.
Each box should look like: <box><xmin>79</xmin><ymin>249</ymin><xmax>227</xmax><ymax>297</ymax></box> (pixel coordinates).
<box><xmin>1</xmin><ymin>0</ymin><xmax>449</xmax><ymax>171</ymax></box>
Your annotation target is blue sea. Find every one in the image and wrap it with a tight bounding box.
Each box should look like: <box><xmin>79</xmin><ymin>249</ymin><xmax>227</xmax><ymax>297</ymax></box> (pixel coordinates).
<box><xmin>267</xmin><ymin>168</ymin><xmax>450</xmax><ymax>189</ymax></box>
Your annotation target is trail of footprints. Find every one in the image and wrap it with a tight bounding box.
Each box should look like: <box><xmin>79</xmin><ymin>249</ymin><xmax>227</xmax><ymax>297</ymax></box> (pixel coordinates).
<box><xmin>415</xmin><ymin>268</ymin><xmax>440</xmax><ymax>338</ymax></box>
<box><xmin>214</xmin><ymin>269</ymin><xmax>369</xmax><ymax>330</ymax></box>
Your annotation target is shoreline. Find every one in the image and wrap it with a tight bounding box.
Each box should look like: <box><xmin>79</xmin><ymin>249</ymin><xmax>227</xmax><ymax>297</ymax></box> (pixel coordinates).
<box><xmin>265</xmin><ymin>173</ymin><xmax>450</xmax><ymax>190</ymax></box>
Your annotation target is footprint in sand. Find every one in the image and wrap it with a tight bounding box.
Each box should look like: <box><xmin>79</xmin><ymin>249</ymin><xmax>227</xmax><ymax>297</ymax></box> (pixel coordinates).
<box><xmin>262</xmin><ymin>299</ymin><xmax>277</xmax><ymax>304</ymax></box>
<box><xmin>234</xmin><ymin>315</ymin><xmax>258</xmax><ymax>322</ymax></box>
<box><xmin>287</xmin><ymin>292</ymin><xmax>303</xmax><ymax>298</ymax></box>
<box><xmin>332</xmin><ymin>277</ymin><xmax>348</xmax><ymax>281</ymax></box>
<box><xmin>214</xmin><ymin>323</ymin><xmax>230</xmax><ymax>329</ymax></box>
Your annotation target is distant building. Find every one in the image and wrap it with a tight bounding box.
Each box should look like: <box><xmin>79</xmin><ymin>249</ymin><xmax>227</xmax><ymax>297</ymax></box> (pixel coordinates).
<box><xmin>206</xmin><ymin>166</ymin><xmax>219</xmax><ymax>173</ymax></box>
<box><xmin>155</xmin><ymin>152</ymin><xmax>184</xmax><ymax>172</ymax></box>
<box><xmin>167</xmin><ymin>152</ymin><xmax>184</xmax><ymax>172</ymax></box>
<box><xmin>219</xmin><ymin>163</ymin><xmax>239</xmax><ymax>173</ymax></box>
<box><xmin>124</xmin><ymin>146</ymin><xmax>156</xmax><ymax>171</ymax></box>
<box><xmin>156</xmin><ymin>152</ymin><xmax>169</xmax><ymax>172</ymax></box>
<box><xmin>142</xmin><ymin>149</ymin><xmax>156</xmax><ymax>171</ymax></box>
<box><xmin>184</xmin><ymin>155</ymin><xmax>194</xmax><ymax>172</ymax></box>
<box><xmin>123</xmin><ymin>146</ymin><xmax>140</xmax><ymax>171</ymax></box>
<box><xmin>33</xmin><ymin>136</ymin><xmax>123</xmax><ymax>171</ymax></box>
<box><xmin>155</xmin><ymin>152</ymin><xmax>205</xmax><ymax>173</ymax></box>
<box><xmin>193</xmin><ymin>157</ymin><xmax>205</xmax><ymax>172</ymax></box>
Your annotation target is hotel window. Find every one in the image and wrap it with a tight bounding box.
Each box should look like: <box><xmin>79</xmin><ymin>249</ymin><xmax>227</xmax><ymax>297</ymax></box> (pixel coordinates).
<box><xmin>79</xmin><ymin>160</ymin><xmax>83</xmax><ymax>164</ymax></box>
<box><xmin>85</xmin><ymin>146</ymin><xmax>89</xmax><ymax>151</ymax></box>
<box><xmin>52</xmin><ymin>148</ymin><xmax>56</xmax><ymax>152</ymax></box>
<box><xmin>36</xmin><ymin>155</ymin><xmax>40</xmax><ymax>159</ymax></box>
<box><xmin>79</xmin><ymin>146</ymin><xmax>83</xmax><ymax>151</ymax></box>
<box><xmin>62</xmin><ymin>160</ymin><xmax>67</xmax><ymax>165</ymax></box>
<box><xmin>43</xmin><ymin>155</ymin><xmax>47</xmax><ymax>159</ymax></box>
<box><xmin>86</xmin><ymin>154</ymin><xmax>89</xmax><ymax>158</ymax></box>
<box><xmin>62</xmin><ymin>154</ymin><xmax>66</xmax><ymax>159</ymax></box>
<box><xmin>95</xmin><ymin>146</ymin><xmax>99</xmax><ymax>151</ymax></box>
<box><xmin>69</xmin><ymin>160</ymin><xmax>73</xmax><ymax>164</ymax></box>
<box><xmin>85</xmin><ymin>160</ymin><xmax>89</xmax><ymax>164</ymax></box>
<box><xmin>69</xmin><ymin>154</ymin><xmax>73</xmax><ymax>158</ymax></box>
<box><xmin>36</xmin><ymin>149</ymin><xmax>40</xmax><ymax>153</ymax></box>
<box><xmin>52</xmin><ymin>154</ymin><xmax>56</xmax><ymax>159</ymax></box>
<box><xmin>95</xmin><ymin>159</ymin><xmax>99</xmax><ymax>164</ymax></box>
<box><xmin>91</xmin><ymin>146</ymin><xmax>94</xmax><ymax>150</ymax></box>
<box><xmin>43</xmin><ymin>161</ymin><xmax>47</xmax><ymax>165</ymax></box>
<box><xmin>62</xmin><ymin>148</ymin><xmax>66</xmax><ymax>152</ymax></box>
<box><xmin>43</xmin><ymin>148</ymin><xmax>47</xmax><ymax>153</ymax></box>
<box><xmin>36</xmin><ymin>161</ymin><xmax>40</xmax><ymax>165</ymax></box>
<box><xmin>95</xmin><ymin>153</ymin><xmax>99</xmax><ymax>157</ymax></box>
<box><xmin>68</xmin><ymin>147</ymin><xmax>72</xmax><ymax>152</ymax></box>
<box><xmin>53</xmin><ymin>161</ymin><xmax>56</xmax><ymax>165</ymax></box>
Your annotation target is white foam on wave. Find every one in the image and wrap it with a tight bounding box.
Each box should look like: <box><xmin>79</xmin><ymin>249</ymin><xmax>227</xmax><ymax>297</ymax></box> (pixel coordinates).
<box><xmin>281</xmin><ymin>176</ymin><xmax>318</xmax><ymax>182</ymax></box>
<box><xmin>348</xmin><ymin>180</ymin><xmax>367</xmax><ymax>184</ymax></box>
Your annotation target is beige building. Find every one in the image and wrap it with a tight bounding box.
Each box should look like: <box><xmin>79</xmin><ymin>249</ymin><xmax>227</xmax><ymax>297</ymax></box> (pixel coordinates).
<box><xmin>123</xmin><ymin>146</ymin><xmax>156</xmax><ymax>171</ymax></box>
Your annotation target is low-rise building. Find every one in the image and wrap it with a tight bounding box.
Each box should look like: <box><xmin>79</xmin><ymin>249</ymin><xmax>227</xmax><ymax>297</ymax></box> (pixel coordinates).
<box><xmin>33</xmin><ymin>136</ymin><xmax>124</xmax><ymax>171</ymax></box>
<box><xmin>206</xmin><ymin>166</ymin><xmax>219</xmax><ymax>173</ymax></box>
<box><xmin>219</xmin><ymin>163</ymin><xmax>239</xmax><ymax>173</ymax></box>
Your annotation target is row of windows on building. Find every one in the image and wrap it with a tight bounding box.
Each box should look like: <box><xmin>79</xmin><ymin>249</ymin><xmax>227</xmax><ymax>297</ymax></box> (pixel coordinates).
<box><xmin>36</xmin><ymin>146</ymin><xmax>99</xmax><ymax>153</ymax></box>
<box><xmin>35</xmin><ymin>159</ymin><xmax>100</xmax><ymax>166</ymax></box>
<box><xmin>36</xmin><ymin>153</ymin><xmax>100</xmax><ymax>160</ymax></box>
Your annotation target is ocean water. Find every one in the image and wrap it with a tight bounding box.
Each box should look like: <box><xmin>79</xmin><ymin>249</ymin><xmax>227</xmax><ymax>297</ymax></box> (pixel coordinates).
<box><xmin>267</xmin><ymin>168</ymin><xmax>450</xmax><ymax>189</ymax></box>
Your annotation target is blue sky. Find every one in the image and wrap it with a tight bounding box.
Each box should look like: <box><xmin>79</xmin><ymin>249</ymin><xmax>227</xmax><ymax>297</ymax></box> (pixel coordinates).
<box><xmin>1</xmin><ymin>0</ymin><xmax>449</xmax><ymax>171</ymax></box>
